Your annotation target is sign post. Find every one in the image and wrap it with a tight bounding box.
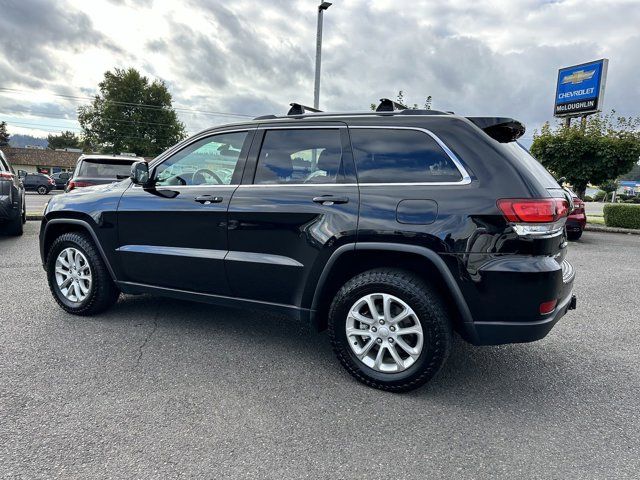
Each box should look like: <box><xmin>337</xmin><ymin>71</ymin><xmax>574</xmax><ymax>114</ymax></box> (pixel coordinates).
<box><xmin>554</xmin><ymin>59</ymin><xmax>608</xmax><ymax>121</ymax></box>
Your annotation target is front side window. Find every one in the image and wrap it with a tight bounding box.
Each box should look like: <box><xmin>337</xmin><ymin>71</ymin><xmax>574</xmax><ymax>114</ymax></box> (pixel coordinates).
<box><xmin>155</xmin><ymin>131</ymin><xmax>249</xmax><ymax>187</ymax></box>
<box><xmin>350</xmin><ymin>128</ymin><xmax>463</xmax><ymax>184</ymax></box>
<box><xmin>254</xmin><ymin>129</ymin><xmax>343</xmax><ymax>184</ymax></box>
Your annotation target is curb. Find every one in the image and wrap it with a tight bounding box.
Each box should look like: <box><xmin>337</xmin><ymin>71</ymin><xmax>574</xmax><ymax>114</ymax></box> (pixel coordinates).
<box><xmin>26</xmin><ymin>213</ymin><xmax>43</xmax><ymax>221</ymax></box>
<box><xmin>585</xmin><ymin>224</ymin><xmax>640</xmax><ymax>235</ymax></box>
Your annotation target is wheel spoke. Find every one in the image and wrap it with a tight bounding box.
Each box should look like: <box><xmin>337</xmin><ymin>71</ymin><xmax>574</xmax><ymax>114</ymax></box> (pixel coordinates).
<box><xmin>396</xmin><ymin>326</ymin><xmax>422</xmax><ymax>336</ymax></box>
<box><xmin>78</xmin><ymin>281</ymin><xmax>90</xmax><ymax>294</ymax></box>
<box><xmin>60</xmin><ymin>277</ymin><xmax>73</xmax><ymax>289</ymax></box>
<box><xmin>373</xmin><ymin>345</ymin><xmax>385</xmax><ymax>369</ymax></box>
<box><xmin>383</xmin><ymin>294</ymin><xmax>393</xmax><ymax>322</ymax></box>
<box><xmin>365</xmin><ymin>296</ymin><xmax>379</xmax><ymax>318</ymax></box>
<box><xmin>355</xmin><ymin>338</ymin><xmax>376</xmax><ymax>359</ymax></box>
<box><xmin>349</xmin><ymin>311</ymin><xmax>374</xmax><ymax>325</ymax></box>
<box><xmin>388</xmin><ymin>344</ymin><xmax>404</xmax><ymax>368</ymax></box>
<box><xmin>346</xmin><ymin>327</ymin><xmax>372</xmax><ymax>337</ymax></box>
<box><xmin>55</xmin><ymin>267</ymin><xmax>69</xmax><ymax>277</ymax></box>
<box><xmin>390</xmin><ymin>309</ymin><xmax>411</xmax><ymax>325</ymax></box>
<box><xmin>72</xmin><ymin>282</ymin><xmax>82</xmax><ymax>300</ymax></box>
<box><xmin>395</xmin><ymin>337</ymin><xmax>419</xmax><ymax>359</ymax></box>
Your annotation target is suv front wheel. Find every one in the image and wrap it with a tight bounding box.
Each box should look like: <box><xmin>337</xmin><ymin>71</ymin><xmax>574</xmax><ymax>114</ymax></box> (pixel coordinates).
<box><xmin>46</xmin><ymin>232</ymin><xmax>120</xmax><ymax>315</ymax></box>
<box><xmin>328</xmin><ymin>269</ymin><xmax>452</xmax><ymax>392</ymax></box>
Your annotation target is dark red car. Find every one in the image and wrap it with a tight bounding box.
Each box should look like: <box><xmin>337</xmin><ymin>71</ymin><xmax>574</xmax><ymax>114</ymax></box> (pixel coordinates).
<box><xmin>566</xmin><ymin>191</ymin><xmax>586</xmax><ymax>240</ymax></box>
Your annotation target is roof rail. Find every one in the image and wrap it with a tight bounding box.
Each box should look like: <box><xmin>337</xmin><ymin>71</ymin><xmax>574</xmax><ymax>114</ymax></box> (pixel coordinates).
<box><xmin>375</xmin><ymin>98</ymin><xmax>407</xmax><ymax>112</ymax></box>
<box><xmin>287</xmin><ymin>103</ymin><xmax>323</xmax><ymax>115</ymax></box>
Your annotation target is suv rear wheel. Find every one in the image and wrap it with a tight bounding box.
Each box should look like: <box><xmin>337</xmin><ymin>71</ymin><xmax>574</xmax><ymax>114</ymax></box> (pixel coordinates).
<box><xmin>46</xmin><ymin>232</ymin><xmax>120</xmax><ymax>315</ymax></box>
<box><xmin>37</xmin><ymin>185</ymin><xmax>48</xmax><ymax>195</ymax></box>
<box><xmin>328</xmin><ymin>269</ymin><xmax>452</xmax><ymax>392</ymax></box>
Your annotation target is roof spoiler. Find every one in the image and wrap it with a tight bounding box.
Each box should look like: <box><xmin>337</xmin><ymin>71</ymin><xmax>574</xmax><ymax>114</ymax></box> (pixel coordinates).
<box><xmin>466</xmin><ymin>117</ymin><xmax>525</xmax><ymax>143</ymax></box>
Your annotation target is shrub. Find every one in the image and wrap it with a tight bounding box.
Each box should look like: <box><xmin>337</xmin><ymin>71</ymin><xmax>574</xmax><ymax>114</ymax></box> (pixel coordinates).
<box><xmin>593</xmin><ymin>191</ymin><xmax>606</xmax><ymax>202</ymax></box>
<box><xmin>603</xmin><ymin>204</ymin><xmax>640</xmax><ymax>229</ymax></box>
<box><xmin>583</xmin><ymin>195</ymin><xmax>594</xmax><ymax>202</ymax></box>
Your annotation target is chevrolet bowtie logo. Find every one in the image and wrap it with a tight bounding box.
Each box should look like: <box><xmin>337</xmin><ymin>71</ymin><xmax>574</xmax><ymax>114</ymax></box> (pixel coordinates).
<box><xmin>561</xmin><ymin>69</ymin><xmax>595</xmax><ymax>85</ymax></box>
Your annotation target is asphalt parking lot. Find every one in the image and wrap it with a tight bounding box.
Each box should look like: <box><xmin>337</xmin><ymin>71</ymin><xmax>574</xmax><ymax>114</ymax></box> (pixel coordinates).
<box><xmin>25</xmin><ymin>190</ymin><xmax>63</xmax><ymax>213</ymax></box>
<box><xmin>1</xmin><ymin>223</ymin><xmax>639</xmax><ymax>479</ymax></box>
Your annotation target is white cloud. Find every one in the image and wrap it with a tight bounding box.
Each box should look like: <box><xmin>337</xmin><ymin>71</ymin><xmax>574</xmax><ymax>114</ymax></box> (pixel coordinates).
<box><xmin>1</xmin><ymin>0</ymin><xmax>639</xmax><ymax>143</ymax></box>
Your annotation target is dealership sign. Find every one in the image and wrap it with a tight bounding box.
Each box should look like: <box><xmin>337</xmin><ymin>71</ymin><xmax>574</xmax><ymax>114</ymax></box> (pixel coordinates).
<box><xmin>554</xmin><ymin>59</ymin><xmax>608</xmax><ymax>117</ymax></box>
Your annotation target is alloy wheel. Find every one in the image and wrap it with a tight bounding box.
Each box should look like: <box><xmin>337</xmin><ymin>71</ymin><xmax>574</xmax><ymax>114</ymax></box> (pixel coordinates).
<box><xmin>54</xmin><ymin>247</ymin><xmax>92</xmax><ymax>303</ymax></box>
<box><xmin>346</xmin><ymin>293</ymin><xmax>424</xmax><ymax>373</ymax></box>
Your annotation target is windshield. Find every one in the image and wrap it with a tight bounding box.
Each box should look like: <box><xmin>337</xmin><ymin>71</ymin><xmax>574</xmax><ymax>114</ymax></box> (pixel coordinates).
<box><xmin>501</xmin><ymin>142</ymin><xmax>560</xmax><ymax>188</ymax></box>
<box><xmin>77</xmin><ymin>159</ymin><xmax>136</xmax><ymax>178</ymax></box>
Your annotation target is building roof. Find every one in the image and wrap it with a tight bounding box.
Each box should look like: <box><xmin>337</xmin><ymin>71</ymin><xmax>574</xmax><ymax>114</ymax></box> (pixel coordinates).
<box><xmin>1</xmin><ymin>147</ymin><xmax>81</xmax><ymax>168</ymax></box>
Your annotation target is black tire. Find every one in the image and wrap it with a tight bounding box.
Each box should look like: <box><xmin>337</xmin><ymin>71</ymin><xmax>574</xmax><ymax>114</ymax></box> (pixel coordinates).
<box><xmin>567</xmin><ymin>229</ymin><xmax>582</xmax><ymax>241</ymax></box>
<box><xmin>46</xmin><ymin>232</ymin><xmax>120</xmax><ymax>315</ymax></box>
<box><xmin>37</xmin><ymin>185</ymin><xmax>48</xmax><ymax>195</ymax></box>
<box><xmin>328</xmin><ymin>269</ymin><xmax>452</xmax><ymax>392</ymax></box>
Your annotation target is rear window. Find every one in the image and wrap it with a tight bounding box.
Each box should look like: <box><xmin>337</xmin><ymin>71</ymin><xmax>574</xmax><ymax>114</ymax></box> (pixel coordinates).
<box><xmin>502</xmin><ymin>143</ymin><xmax>560</xmax><ymax>189</ymax></box>
<box><xmin>350</xmin><ymin>128</ymin><xmax>462</xmax><ymax>183</ymax></box>
<box><xmin>77</xmin><ymin>159</ymin><xmax>136</xmax><ymax>179</ymax></box>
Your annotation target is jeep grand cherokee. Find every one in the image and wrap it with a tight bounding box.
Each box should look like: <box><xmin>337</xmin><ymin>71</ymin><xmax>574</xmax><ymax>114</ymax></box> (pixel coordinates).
<box><xmin>39</xmin><ymin>100</ymin><xmax>576</xmax><ymax>392</ymax></box>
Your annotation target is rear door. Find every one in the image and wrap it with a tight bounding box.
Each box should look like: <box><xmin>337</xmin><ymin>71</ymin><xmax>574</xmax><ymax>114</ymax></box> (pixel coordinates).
<box><xmin>226</xmin><ymin>124</ymin><xmax>359</xmax><ymax>307</ymax></box>
<box><xmin>116</xmin><ymin>129</ymin><xmax>254</xmax><ymax>295</ymax></box>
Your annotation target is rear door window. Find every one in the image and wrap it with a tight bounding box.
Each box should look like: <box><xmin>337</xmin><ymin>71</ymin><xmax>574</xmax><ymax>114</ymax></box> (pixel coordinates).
<box><xmin>254</xmin><ymin>129</ymin><xmax>343</xmax><ymax>184</ymax></box>
<box><xmin>349</xmin><ymin>128</ymin><xmax>463</xmax><ymax>184</ymax></box>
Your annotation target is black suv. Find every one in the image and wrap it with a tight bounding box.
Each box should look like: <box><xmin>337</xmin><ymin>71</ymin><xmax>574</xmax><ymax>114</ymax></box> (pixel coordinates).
<box><xmin>23</xmin><ymin>172</ymin><xmax>55</xmax><ymax>194</ymax></box>
<box><xmin>39</xmin><ymin>101</ymin><xmax>576</xmax><ymax>391</ymax></box>
<box><xmin>0</xmin><ymin>150</ymin><xmax>26</xmax><ymax>236</ymax></box>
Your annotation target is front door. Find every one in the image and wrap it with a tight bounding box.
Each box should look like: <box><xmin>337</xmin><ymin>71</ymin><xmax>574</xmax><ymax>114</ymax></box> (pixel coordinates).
<box><xmin>116</xmin><ymin>129</ymin><xmax>254</xmax><ymax>295</ymax></box>
<box><xmin>226</xmin><ymin>125</ymin><xmax>359</xmax><ymax>307</ymax></box>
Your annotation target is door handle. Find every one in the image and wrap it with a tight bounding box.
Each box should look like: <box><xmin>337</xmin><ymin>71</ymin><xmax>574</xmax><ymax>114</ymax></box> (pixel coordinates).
<box><xmin>312</xmin><ymin>195</ymin><xmax>349</xmax><ymax>205</ymax></box>
<box><xmin>195</xmin><ymin>195</ymin><xmax>223</xmax><ymax>204</ymax></box>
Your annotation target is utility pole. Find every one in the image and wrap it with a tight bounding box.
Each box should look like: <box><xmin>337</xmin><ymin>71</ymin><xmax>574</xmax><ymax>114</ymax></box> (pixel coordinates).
<box><xmin>313</xmin><ymin>2</ymin><xmax>332</xmax><ymax>110</ymax></box>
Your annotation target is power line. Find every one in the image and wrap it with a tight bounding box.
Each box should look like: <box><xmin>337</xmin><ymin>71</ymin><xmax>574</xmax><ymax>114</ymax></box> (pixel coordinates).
<box><xmin>0</xmin><ymin>107</ymin><xmax>196</xmax><ymax>131</ymax></box>
<box><xmin>0</xmin><ymin>87</ymin><xmax>254</xmax><ymax>118</ymax></box>
<box><xmin>4</xmin><ymin>120</ymin><xmax>184</xmax><ymax>144</ymax></box>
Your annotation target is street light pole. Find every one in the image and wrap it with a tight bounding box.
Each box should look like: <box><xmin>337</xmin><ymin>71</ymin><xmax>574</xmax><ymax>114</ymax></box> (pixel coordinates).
<box><xmin>313</xmin><ymin>2</ymin><xmax>332</xmax><ymax>110</ymax></box>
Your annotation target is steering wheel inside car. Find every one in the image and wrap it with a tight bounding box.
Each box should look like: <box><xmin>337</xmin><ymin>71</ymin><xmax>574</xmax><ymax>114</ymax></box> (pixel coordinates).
<box><xmin>192</xmin><ymin>168</ymin><xmax>223</xmax><ymax>185</ymax></box>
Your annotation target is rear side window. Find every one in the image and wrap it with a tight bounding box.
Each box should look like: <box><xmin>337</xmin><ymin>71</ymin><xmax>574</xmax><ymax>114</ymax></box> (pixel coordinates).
<box><xmin>501</xmin><ymin>142</ymin><xmax>560</xmax><ymax>189</ymax></box>
<box><xmin>78</xmin><ymin>159</ymin><xmax>135</xmax><ymax>179</ymax></box>
<box><xmin>254</xmin><ymin>129</ymin><xmax>343</xmax><ymax>184</ymax></box>
<box><xmin>350</xmin><ymin>128</ymin><xmax>462</xmax><ymax>184</ymax></box>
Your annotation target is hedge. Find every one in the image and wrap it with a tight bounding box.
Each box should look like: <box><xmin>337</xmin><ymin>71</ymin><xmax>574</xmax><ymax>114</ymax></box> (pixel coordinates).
<box><xmin>603</xmin><ymin>204</ymin><xmax>640</xmax><ymax>229</ymax></box>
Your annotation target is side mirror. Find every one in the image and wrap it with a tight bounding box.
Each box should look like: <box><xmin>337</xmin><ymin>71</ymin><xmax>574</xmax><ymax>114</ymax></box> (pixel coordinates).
<box><xmin>130</xmin><ymin>161</ymin><xmax>151</xmax><ymax>186</ymax></box>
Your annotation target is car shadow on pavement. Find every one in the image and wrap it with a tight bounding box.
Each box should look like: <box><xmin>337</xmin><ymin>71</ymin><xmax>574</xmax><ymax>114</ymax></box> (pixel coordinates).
<box><xmin>100</xmin><ymin>294</ymin><xmax>583</xmax><ymax>406</ymax></box>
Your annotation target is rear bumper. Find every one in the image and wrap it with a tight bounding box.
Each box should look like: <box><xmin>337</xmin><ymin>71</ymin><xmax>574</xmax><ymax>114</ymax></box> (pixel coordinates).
<box><xmin>461</xmin><ymin>258</ymin><xmax>576</xmax><ymax>345</ymax></box>
<box><xmin>472</xmin><ymin>291</ymin><xmax>576</xmax><ymax>345</ymax></box>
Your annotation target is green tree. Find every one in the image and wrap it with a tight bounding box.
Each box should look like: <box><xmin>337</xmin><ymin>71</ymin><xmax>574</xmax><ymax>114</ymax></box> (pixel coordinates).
<box><xmin>78</xmin><ymin>67</ymin><xmax>186</xmax><ymax>157</ymax></box>
<box><xmin>0</xmin><ymin>121</ymin><xmax>9</xmax><ymax>146</ymax></box>
<box><xmin>531</xmin><ymin>112</ymin><xmax>640</xmax><ymax>198</ymax></box>
<box><xmin>47</xmin><ymin>130</ymin><xmax>80</xmax><ymax>150</ymax></box>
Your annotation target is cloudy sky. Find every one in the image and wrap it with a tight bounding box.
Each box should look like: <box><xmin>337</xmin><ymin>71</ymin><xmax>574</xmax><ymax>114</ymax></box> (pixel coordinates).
<box><xmin>1</xmin><ymin>0</ymin><xmax>639</xmax><ymax>145</ymax></box>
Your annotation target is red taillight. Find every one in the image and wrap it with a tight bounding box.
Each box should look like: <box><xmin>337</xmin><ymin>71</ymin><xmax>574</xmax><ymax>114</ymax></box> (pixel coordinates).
<box><xmin>497</xmin><ymin>198</ymin><xmax>569</xmax><ymax>223</ymax></box>
<box><xmin>48</xmin><ymin>178</ymin><xmax>55</xmax><ymax>185</ymax></box>
<box><xmin>0</xmin><ymin>172</ymin><xmax>14</xmax><ymax>179</ymax></box>
<box><xmin>539</xmin><ymin>299</ymin><xmax>558</xmax><ymax>315</ymax></box>
<box><xmin>67</xmin><ymin>180</ymin><xmax>93</xmax><ymax>191</ymax></box>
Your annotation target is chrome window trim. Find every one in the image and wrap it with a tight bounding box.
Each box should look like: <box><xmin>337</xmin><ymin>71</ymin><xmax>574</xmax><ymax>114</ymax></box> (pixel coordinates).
<box><xmin>242</xmin><ymin>125</ymin><xmax>471</xmax><ymax>187</ymax></box>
